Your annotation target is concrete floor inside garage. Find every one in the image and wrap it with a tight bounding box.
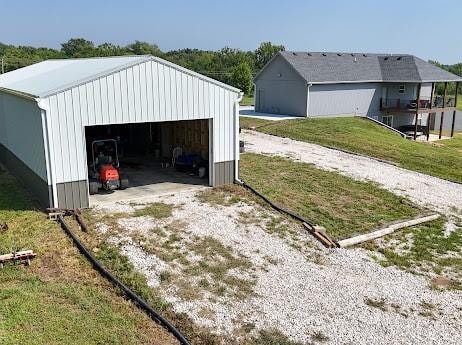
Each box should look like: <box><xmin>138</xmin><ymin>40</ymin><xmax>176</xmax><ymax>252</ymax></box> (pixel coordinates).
<box><xmin>85</xmin><ymin>120</ymin><xmax>210</xmax><ymax>206</ymax></box>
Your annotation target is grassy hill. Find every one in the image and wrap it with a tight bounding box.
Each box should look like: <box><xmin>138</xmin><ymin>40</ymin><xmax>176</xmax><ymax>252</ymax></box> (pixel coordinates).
<box><xmin>0</xmin><ymin>168</ymin><xmax>178</xmax><ymax>345</ymax></box>
<box><xmin>241</xmin><ymin>116</ymin><xmax>462</xmax><ymax>183</ymax></box>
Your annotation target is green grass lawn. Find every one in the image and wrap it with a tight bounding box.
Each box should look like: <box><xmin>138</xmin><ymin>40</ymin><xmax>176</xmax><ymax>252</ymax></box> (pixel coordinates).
<box><xmin>362</xmin><ymin>217</ymin><xmax>462</xmax><ymax>288</ymax></box>
<box><xmin>240</xmin><ymin>153</ymin><xmax>462</xmax><ymax>282</ymax></box>
<box><xmin>240</xmin><ymin>153</ymin><xmax>421</xmax><ymax>239</ymax></box>
<box><xmin>0</xmin><ymin>169</ymin><xmax>177</xmax><ymax>345</ymax></box>
<box><xmin>240</xmin><ymin>116</ymin><xmax>273</xmax><ymax>129</ymax></box>
<box><xmin>240</xmin><ymin>95</ymin><xmax>254</xmax><ymax>106</ymax></box>
<box><xmin>242</xmin><ymin>116</ymin><xmax>462</xmax><ymax>183</ymax></box>
<box><xmin>458</xmin><ymin>98</ymin><xmax>462</xmax><ymax>110</ymax></box>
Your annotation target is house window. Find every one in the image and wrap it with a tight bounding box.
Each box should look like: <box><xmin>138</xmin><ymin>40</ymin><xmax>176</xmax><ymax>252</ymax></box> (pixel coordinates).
<box><xmin>398</xmin><ymin>85</ymin><xmax>405</xmax><ymax>94</ymax></box>
<box><xmin>382</xmin><ymin>115</ymin><xmax>393</xmax><ymax>127</ymax></box>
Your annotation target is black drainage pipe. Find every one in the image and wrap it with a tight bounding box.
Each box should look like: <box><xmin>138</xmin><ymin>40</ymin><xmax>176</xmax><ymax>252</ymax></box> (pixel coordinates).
<box><xmin>235</xmin><ymin>179</ymin><xmax>317</xmax><ymax>228</ymax></box>
<box><xmin>57</xmin><ymin>215</ymin><xmax>191</xmax><ymax>345</ymax></box>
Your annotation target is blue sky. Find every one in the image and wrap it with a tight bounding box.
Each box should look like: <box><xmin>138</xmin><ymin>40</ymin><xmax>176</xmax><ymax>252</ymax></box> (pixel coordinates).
<box><xmin>1</xmin><ymin>0</ymin><xmax>461</xmax><ymax>64</ymax></box>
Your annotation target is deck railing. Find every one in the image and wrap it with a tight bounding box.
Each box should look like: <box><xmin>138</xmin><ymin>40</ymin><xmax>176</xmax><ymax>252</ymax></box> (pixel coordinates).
<box><xmin>380</xmin><ymin>96</ymin><xmax>456</xmax><ymax>111</ymax></box>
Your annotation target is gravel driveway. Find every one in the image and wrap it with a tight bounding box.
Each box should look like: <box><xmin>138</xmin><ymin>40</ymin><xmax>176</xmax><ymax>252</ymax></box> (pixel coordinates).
<box><xmin>241</xmin><ymin>130</ymin><xmax>462</xmax><ymax>217</ymax></box>
<box><xmin>94</xmin><ymin>190</ymin><xmax>462</xmax><ymax>345</ymax></box>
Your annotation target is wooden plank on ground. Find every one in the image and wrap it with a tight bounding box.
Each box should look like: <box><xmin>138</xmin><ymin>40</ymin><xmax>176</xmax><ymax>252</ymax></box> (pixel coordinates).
<box><xmin>337</xmin><ymin>214</ymin><xmax>440</xmax><ymax>248</ymax></box>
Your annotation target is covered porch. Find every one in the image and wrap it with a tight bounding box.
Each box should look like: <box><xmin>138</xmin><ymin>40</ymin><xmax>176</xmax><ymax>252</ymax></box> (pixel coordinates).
<box><xmin>381</xmin><ymin>81</ymin><xmax>460</xmax><ymax>141</ymax></box>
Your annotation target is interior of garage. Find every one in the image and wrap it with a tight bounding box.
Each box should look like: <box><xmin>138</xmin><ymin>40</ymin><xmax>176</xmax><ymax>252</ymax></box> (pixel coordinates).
<box><xmin>84</xmin><ymin>119</ymin><xmax>210</xmax><ymax>205</ymax></box>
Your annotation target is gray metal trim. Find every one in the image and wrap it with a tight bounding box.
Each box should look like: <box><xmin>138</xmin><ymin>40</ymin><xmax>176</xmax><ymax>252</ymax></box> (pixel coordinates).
<box><xmin>56</xmin><ymin>180</ymin><xmax>89</xmax><ymax>209</ymax></box>
<box><xmin>213</xmin><ymin>160</ymin><xmax>235</xmax><ymax>186</ymax></box>
<box><xmin>0</xmin><ymin>87</ymin><xmax>37</xmax><ymax>100</ymax></box>
<box><xmin>0</xmin><ymin>143</ymin><xmax>51</xmax><ymax>207</ymax></box>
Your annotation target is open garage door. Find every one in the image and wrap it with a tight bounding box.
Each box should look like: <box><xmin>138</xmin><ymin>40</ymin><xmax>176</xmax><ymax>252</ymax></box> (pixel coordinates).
<box><xmin>84</xmin><ymin>119</ymin><xmax>211</xmax><ymax>206</ymax></box>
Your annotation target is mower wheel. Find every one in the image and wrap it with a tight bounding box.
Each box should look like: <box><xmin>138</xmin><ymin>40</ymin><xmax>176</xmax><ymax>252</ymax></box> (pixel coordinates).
<box><xmin>120</xmin><ymin>178</ymin><xmax>129</xmax><ymax>190</ymax></box>
<box><xmin>89</xmin><ymin>181</ymin><xmax>99</xmax><ymax>195</ymax></box>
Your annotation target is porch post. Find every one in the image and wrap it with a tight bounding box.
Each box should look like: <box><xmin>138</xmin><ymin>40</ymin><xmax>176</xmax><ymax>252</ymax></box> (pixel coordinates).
<box><xmin>451</xmin><ymin>81</ymin><xmax>459</xmax><ymax>137</ymax></box>
<box><xmin>440</xmin><ymin>82</ymin><xmax>448</xmax><ymax>139</ymax></box>
<box><xmin>425</xmin><ymin>82</ymin><xmax>436</xmax><ymax>141</ymax></box>
<box><xmin>430</xmin><ymin>82</ymin><xmax>435</xmax><ymax>109</ymax></box>
<box><xmin>414</xmin><ymin>83</ymin><xmax>421</xmax><ymax>140</ymax></box>
<box><xmin>426</xmin><ymin>113</ymin><xmax>432</xmax><ymax>141</ymax></box>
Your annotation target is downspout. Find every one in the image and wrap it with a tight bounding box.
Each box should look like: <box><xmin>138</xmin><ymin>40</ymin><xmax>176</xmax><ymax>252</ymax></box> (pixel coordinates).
<box><xmin>306</xmin><ymin>83</ymin><xmax>312</xmax><ymax>117</ymax></box>
<box><xmin>234</xmin><ymin>91</ymin><xmax>244</xmax><ymax>183</ymax></box>
<box><xmin>36</xmin><ymin>98</ymin><xmax>58</xmax><ymax>208</ymax></box>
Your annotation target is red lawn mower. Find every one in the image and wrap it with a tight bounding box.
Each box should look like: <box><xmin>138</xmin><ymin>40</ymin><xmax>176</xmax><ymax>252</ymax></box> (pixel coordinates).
<box><xmin>89</xmin><ymin>139</ymin><xmax>129</xmax><ymax>195</ymax></box>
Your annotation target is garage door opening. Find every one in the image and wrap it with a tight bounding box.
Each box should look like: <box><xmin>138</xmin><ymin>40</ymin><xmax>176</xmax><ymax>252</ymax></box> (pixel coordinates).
<box><xmin>84</xmin><ymin>119</ymin><xmax>211</xmax><ymax>206</ymax></box>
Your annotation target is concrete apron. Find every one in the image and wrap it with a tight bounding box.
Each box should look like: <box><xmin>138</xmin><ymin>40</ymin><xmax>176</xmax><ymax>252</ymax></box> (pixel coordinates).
<box><xmin>89</xmin><ymin>165</ymin><xmax>209</xmax><ymax>207</ymax></box>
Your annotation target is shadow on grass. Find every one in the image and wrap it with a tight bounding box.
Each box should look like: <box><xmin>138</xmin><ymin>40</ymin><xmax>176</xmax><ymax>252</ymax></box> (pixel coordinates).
<box><xmin>0</xmin><ymin>168</ymin><xmax>40</xmax><ymax>212</ymax></box>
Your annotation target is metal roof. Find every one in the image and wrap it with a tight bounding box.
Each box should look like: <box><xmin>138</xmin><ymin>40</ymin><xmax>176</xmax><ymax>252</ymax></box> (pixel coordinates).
<box><xmin>257</xmin><ymin>51</ymin><xmax>462</xmax><ymax>84</ymax></box>
<box><xmin>0</xmin><ymin>55</ymin><xmax>240</xmax><ymax>99</ymax></box>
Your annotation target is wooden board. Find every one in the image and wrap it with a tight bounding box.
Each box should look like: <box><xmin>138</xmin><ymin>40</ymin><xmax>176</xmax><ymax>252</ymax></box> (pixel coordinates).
<box><xmin>338</xmin><ymin>214</ymin><xmax>440</xmax><ymax>248</ymax></box>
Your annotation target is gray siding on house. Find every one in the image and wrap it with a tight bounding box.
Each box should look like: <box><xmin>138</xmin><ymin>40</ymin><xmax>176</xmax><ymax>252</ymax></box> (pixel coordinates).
<box><xmin>309</xmin><ymin>83</ymin><xmax>381</xmax><ymax>117</ymax></box>
<box><xmin>434</xmin><ymin>110</ymin><xmax>462</xmax><ymax>132</ymax></box>
<box><xmin>254</xmin><ymin>55</ymin><xmax>307</xmax><ymax>116</ymax></box>
<box><xmin>380</xmin><ymin>113</ymin><xmax>417</xmax><ymax>128</ymax></box>
<box><xmin>379</xmin><ymin>111</ymin><xmax>462</xmax><ymax>132</ymax></box>
<box><xmin>381</xmin><ymin>83</ymin><xmax>422</xmax><ymax>100</ymax></box>
<box><xmin>380</xmin><ymin>83</ymin><xmax>436</xmax><ymax>129</ymax></box>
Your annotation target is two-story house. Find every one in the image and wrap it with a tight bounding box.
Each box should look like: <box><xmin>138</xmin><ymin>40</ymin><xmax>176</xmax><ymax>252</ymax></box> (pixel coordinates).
<box><xmin>254</xmin><ymin>52</ymin><xmax>461</xmax><ymax>139</ymax></box>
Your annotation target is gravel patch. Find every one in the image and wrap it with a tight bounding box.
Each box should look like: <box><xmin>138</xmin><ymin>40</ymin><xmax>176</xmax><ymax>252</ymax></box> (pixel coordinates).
<box><xmin>95</xmin><ymin>189</ymin><xmax>462</xmax><ymax>345</ymax></box>
<box><xmin>241</xmin><ymin>130</ymin><xmax>462</xmax><ymax>217</ymax></box>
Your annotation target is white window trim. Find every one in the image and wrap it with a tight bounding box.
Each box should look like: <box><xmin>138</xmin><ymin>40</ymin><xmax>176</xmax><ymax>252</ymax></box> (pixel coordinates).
<box><xmin>382</xmin><ymin>115</ymin><xmax>393</xmax><ymax>127</ymax></box>
<box><xmin>398</xmin><ymin>85</ymin><xmax>405</xmax><ymax>94</ymax></box>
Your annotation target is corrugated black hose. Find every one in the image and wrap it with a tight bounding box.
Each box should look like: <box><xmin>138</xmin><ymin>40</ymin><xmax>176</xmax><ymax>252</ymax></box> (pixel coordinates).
<box><xmin>235</xmin><ymin>179</ymin><xmax>317</xmax><ymax>227</ymax></box>
<box><xmin>57</xmin><ymin>215</ymin><xmax>191</xmax><ymax>345</ymax></box>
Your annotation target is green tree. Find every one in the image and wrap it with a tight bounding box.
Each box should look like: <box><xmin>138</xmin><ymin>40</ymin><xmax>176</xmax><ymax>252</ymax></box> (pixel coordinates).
<box><xmin>97</xmin><ymin>42</ymin><xmax>128</xmax><ymax>57</ymax></box>
<box><xmin>126</xmin><ymin>41</ymin><xmax>161</xmax><ymax>56</ymax></box>
<box><xmin>255</xmin><ymin>41</ymin><xmax>285</xmax><ymax>69</ymax></box>
<box><xmin>230</xmin><ymin>62</ymin><xmax>253</xmax><ymax>94</ymax></box>
<box><xmin>61</xmin><ymin>38</ymin><xmax>96</xmax><ymax>57</ymax></box>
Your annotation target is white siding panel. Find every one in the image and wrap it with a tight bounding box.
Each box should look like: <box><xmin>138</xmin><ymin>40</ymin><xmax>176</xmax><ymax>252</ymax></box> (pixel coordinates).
<box><xmin>151</xmin><ymin>62</ymin><xmax>160</xmax><ymax>119</ymax></box>
<box><xmin>0</xmin><ymin>92</ymin><xmax>47</xmax><ymax>181</ymax></box>
<box><xmin>113</xmin><ymin>73</ymin><xmax>122</xmax><ymax>122</ymax></box>
<box><xmin>99</xmin><ymin>77</ymin><xmax>109</xmax><ymax>124</ymax></box>
<box><xmin>58</xmin><ymin>93</ymin><xmax>73</xmax><ymax>181</ymax></box>
<box><xmin>107</xmin><ymin>75</ymin><xmax>116</xmax><ymax>123</ymax></box>
<box><xmin>145</xmin><ymin>62</ymin><xmax>154</xmax><ymax>119</ymax></box>
<box><xmin>132</xmin><ymin>65</ymin><xmax>141</xmax><ymax>123</ymax></box>
<box><xmin>120</xmin><ymin>70</ymin><xmax>129</xmax><ymax>123</ymax></box>
<box><xmin>45</xmin><ymin>60</ymin><xmax>239</xmax><ymax>184</ymax></box>
<box><xmin>48</xmin><ymin>95</ymin><xmax>63</xmax><ymax>183</ymax></box>
<box><xmin>71</xmin><ymin>88</ymin><xmax>84</xmax><ymax>182</ymax></box>
<box><xmin>139</xmin><ymin>63</ymin><xmax>148</xmax><ymax>122</ymax></box>
<box><xmin>158</xmin><ymin>64</ymin><xmax>166</xmax><ymax>122</ymax></box>
<box><xmin>93</xmin><ymin>80</ymin><xmax>102</xmax><ymax>125</ymax></box>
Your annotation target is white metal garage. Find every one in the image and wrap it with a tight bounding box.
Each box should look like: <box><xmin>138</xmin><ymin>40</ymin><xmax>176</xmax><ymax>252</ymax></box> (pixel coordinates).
<box><xmin>0</xmin><ymin>55</ymin><xmax>242</xmax><ymax>208</ymax></box>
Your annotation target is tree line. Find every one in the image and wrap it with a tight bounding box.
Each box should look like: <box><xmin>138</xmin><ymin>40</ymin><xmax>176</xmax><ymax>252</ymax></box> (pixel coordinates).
<box><xmin>0</xmin><ymin>39</ymin><xmax>285</xmax><ymax>95</ymax></box>
<box><xmin>1</xmin><ymin>39</ymin><xmax>460</xmax><ymax>96</ymax></box>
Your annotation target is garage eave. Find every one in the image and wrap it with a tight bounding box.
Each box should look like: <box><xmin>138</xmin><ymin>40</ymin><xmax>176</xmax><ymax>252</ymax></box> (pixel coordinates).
<box><xmin>0</xmin><ymin>87</ymin><xmax>38</xmax><ymax>101</ymax></box>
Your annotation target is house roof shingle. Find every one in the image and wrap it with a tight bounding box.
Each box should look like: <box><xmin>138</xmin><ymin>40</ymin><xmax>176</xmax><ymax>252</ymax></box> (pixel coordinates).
<box><xmin>266</xmin><ymin>51</ymin><xmax>462</xmax><ymax>84</ymax></box>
